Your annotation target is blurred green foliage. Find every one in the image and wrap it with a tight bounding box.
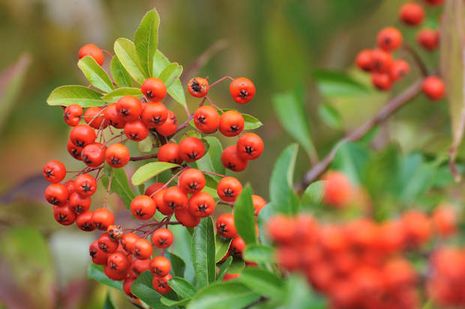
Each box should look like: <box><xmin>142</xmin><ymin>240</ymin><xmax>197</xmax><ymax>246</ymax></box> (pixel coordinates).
<box><xmin>0</xmin><ymin>0</ymin><xmax>459</xmax><ymax>308</ymax></box>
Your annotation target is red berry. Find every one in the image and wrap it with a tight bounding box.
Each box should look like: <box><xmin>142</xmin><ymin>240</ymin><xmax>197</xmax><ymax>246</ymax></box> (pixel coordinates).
<box><xmin>107</xmin><ymin>252</ymin><xmax>130</xmax><ymax>273</ymax></box>
<box><xmin>188</xmin><ymin>192</ymin><xmax>216</xmax><ymax>217</ymax></box>
<box><xmin>84</xmin><ymin>107</ymin><xmax>107</xmax><ymax>129</ymax></box>
<box><xmin>70</xmin><ymin>124</ymin><xmax>96</xmax><ymax>148</ymax></box>
<box><xmin>389</xmin><ymin>60</ymin><xmax>410</xmax><ymax>81</ymax></box>
<box><xmin>178</xmin><ymin>168</ymin><xmax>206</xmax><ymax>194</ymax></box>
<box><xmin>105</xmin><ymin>143</ymin><xmax>130</xmax><ymax>168</ymax></box>
<box><xmin>64</xmin><ymin>104</ymin><xmax>82</xmax><ymax>126</ymax></box>
<box><xmin>229</xmin><ymin>236</ymin><xmax>245</xmax><ymax>258</ymax></box>
<box><xmin>175</xmin><ymin>208</ymin><xmax>201</xmax><ymax>228</ymax></box>
<box><xmin>74</xmin><ymin>173</ymin><xmax>97</xmax><ymax>197</ymax></box>
<box><xmin>230</xmin><ymin>77</ymin><xmax>256</xmax><ymax>104</ymax></box>
<box><xmin>53</xmin><ymin>206</ymin><xmax>76</xmax><ymax>225</ymax></box>
<box><xmin>45</xmin><ymin>183</ymin><xmax>69</xmax><ymax>206</ymax></box>
<box><xmin>399</xmin><ymin>3</ymin><xmax>425</xmax><ymax>26</ymax></box>
<box><xmin>81</xmin><ymin>143</ymin><xmax>106</xmax><ymax>167</ymax></box>
<box><xmin>370</xmin><ymin>49</ymin><xmax>393</xmax><ymax>74</ymax></box>
<box><xmin>422</xmin><ymin>76</ymin><xmax>445</xmax><ymax>101</ymax></box>
<box><xmin>130</xmin><ymin>195</ymin><xmax>156</xmax><ymax>220</ymax></box>
<box><xmin>216</xmin><ymin>213</ymin><xmax>237</xmax><ymax>239</ymax></box>
<box><xmin>323</xmin><ymin>171</ymin><xmax>353</xmax><ymax>208</ymax></box>
<box><xmin>371</xmin><ymin>73</ymin><xmax>392</xmax><ymax>91</ymax></box>
<box><xmin>67</xmin><ymin>140</ymin><xmax>82</xmax><ymax>160</ymax></box>
<box><xmin>154</xmin><ymin>189</ymin><xmax>173</xmax><ymax>216</ymax></box>
<box><xmin>129</xmin><ymin>258</ymin><xmax>151</xmax><ymax>276</ymax></box>
<box><xmin>75</xmin><ymin>211</ymin><xmax>95</xmax><ymax>231</ymax></box>
<box><xmin>163</xmin><ymin>187</ymin><xmax>188</xmax><ymax>211</ymax></box>
<box><xmin>43</xmin><ymin>160</ymin><xmax>66</xmax><ymax>183</ymax></box>
<box><xmin>152</xmin><ymin>274</ymin><xmax>172</xmax><ymax>294</ymax></box>
<box><xmin>92</xmin><ymin>208</ymin><xmax>115</xmax><ymax>230</ymax></box>
<box><xmin>377</xmin><ymin>27</ymin><xmax>403</xmax><ymax>52</ymax></box>
<box><xmin>121</xmin><ymin>233</ymin><xmax>140</xmax><ymax>254</ymax></box>
<box><xmin>179</xmin><ymin>137</ymin><xmax>206</xmax><ymax>162</ymax></box>
<box><xmin>355</xmin><ymin>49</ymin><xmax>373</xmax><ymax>72</ymax></box>
<box><xmin>157</xmin><ymin>143</ymin><xmax>183</xmax><ymax>164</ymax></box>
<box><xmin>217</xmin><ymin>177</ymin><xmax>242</xmax><ymax>203</ymax></box>
<box><xmin>219</xmin><ymin>110</ymin><xmax>244</xmax><ymax>137</ymax></box>
<box><xmin>104</xmin><ymin>104</ymin><xmax>126</xmax><ymax>129</ymax></box>
<box><xmin>116</xmin><ymin>96</ymin><xmax>143</xmax><ymax>122</ymax></box>
<box><xmin>252</xmin><ymin>194</ymin><xmax>267</xmax><ymax>216</ymax></box>
<box><xmin>145</xmin><ymin>182</ymin><xmax>164</xmax><ymax>197</ymax></box>
<box><xmin>141</xmin><ymin>78</ymin><xmax>167</xmax><ymax>102</ymax></box>
<box><xmin>98</xmin><ymin>233</ymin><xmax>119</xmax><ymax>254</ymax></box>
<box><xmin>221</xmin><ymin>145</ymin><xmax>248</xmax><ymax>172</ymax></box>
<box><xmin>150</xmin><ymin>256</ymin><xmax>171</xmax><ymax>277</ymax></box>
<box><xmin>417</xmin><ymin>29</ymin><xmax>440</xmax><ymax>51</ymax></box>
<box><xmin>237</xmin><ymin>133</ymin><xmax>264</xmax><ymax>160</ymax></box>
<box><xmin>134</xmin><ymin>238</ymin><xmax>153</xmax><ymax>259</ymax></box>
<box><xmin>188</xmin><ymin>77</ymin><xmax>209</xmax><ymax>98</ymax></box>
<box><xmin>156</xmin><ymin>110</ymin><xmax>177</xmax><ymax>137</ymax></box>
<box><xmin>78</xmin><ymin>43</ymin><xmax>105</xmax><ymax>65</ymax></box>
<box><xmin>223</xmin><ymin>273</ymin><xmax>240</xmax><ymax>281</ymax></box>
<box><xmin>69</xmin><ymin>192</ymin><xmax>91</xmax><ymax>214</ymax></box>
<box><xmin>124</xmin><ymin>120</ymin><xmax>149</xmax><ymax>141</ymax></box>
<box><xmin>142</xmin><ymin>102</ymin><xmax>168</xmax><ymax>128</ymax></box>
<box><xmin>89</xmin><ymin>240</ymin><xmax>109</xmax><ymax>265</ymax></box>
<box><xmin>194</xmin><ymin>106</ymin><xmax>220</xmax><ymax>134</ymax></box>
<box><xmin>151</xmin><ymin>228</ymin><xmax>174</xmax><ymax>249</ymax></box>
<box><xmin>104</xmin><ymin>265</ymin><xmax>127</xmax><ymax>281</ymax></box>
<box><xmin>123</xmin><ymin>278</ymin><xmax>136</xmax><ymax>298</ymax></box>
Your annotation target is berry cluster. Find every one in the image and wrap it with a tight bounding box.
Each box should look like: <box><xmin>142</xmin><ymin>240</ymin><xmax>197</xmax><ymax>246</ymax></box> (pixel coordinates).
<box><xmin>355</xmin><ymin>0</ymin><xmax>445</xmax><ymax>101</ymax></box>
<box><xmin>268</xmin><ymin>204</ymin><xmax>457</xmax><ymax>309</ymax></box>
<box><xmin>43</xmin><ymin>42</ymin><xmax>266</xmax><ymax>299</ymax></box>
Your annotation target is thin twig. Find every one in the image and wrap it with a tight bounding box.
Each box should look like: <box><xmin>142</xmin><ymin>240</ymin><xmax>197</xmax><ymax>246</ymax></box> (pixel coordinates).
<box><xmin>130</xmin><ymin>153</ymin><xmax>158</xmax><ymax>161</ymax></box>
<box><xmin>402</xmin><ymin>44</ymin><xmax>429</xmax><ymax>77</ymax></box>
<box><xmin>295</xmin><ymin>79</ymin><xmax>423</xmax><ymax>192</ymax></box>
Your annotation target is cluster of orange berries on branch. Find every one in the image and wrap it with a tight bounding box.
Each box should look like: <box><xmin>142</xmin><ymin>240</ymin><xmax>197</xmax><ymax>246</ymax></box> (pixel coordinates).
<box><xmin>355</xmin><ymin>0</ymin><xmax>445</xmax><ymax>101</ymax></box>
<box><xmin>267</xmin><ymin>200</ymin><xmax>457</xmax><ymax>309</ymax></box>
<box><xmin>43</xmin><ymin>42</ymin><xmax>266</xmax><ymax>298</ymax></box>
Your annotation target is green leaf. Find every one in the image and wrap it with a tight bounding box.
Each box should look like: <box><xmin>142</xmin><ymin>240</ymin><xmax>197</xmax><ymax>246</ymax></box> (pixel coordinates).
<box><xmin>318</xmin><ymin>103</ymin><xmax>342</xmax><ymax>129</ymax></box>
<box><xmin>192</xmin><ymin>217</ymin><xmax>215</xmax><ymax>288</ymax></box>
<box><xmin>196</xmin><ymin>136</ymin><xmax>225</xmax><ymax>177</ymax></box>
<box><xmin>47</xmin><ymin>85</ymin><xmax>104</xmax><ymax>107</ymax></box>
<box><xmin>215</xmin><ymin>235</ymin><xmax>231</xmax><ymax>263</ymax></box>
<box><xmin>131</xmin><ymin>162</ymin><xmax>179</xmax><ymax>186</ymax></box>
<box><xmin>333</xmin><ymin>142</ymin><xmax>370</xmax><ymax>185</ymax></box>
<box><xmin>87</xmin><ymin>264</ymin><xmax>122</xmax><ymax>290</ymax></box>
<box><xmin>169</xmin><ymin>277</ymin><xmax>196</xmax><ymax>298</ymax></box>
<box><xmin>101</xmin><ymin>87</ymin><xmax>141</xmax><ymax>103</ymax></box>
<box><xmin>268</xmin><ymin>144</ymin><xmax>300</xmax><ymax>215</ymax></box>
<box><xmin>134</xmin><ymin>9</ymin><xmax>159</xmax><ymax>77</ymax></box>
<box><xmin>170</xmin><ymin>225</ymin><xmax>195</xmax><ymax>283</ymax></box>
<box><xmin>187</xmin><ymin>281</ymin><xmax>260</xmax><ymax>309</ymax></box>
<box><xmin>217</xmin><ymin>256</ymin><xmax>233</xmax><ymax>281</ymax></box>
<box><xmin>101</xmin><ymin>168</ymin><xmax>136</xmax><ymax>208</ymax></box>
<box><xmin>272</xmin><ymin>92</ymin><xmax>316</xmax><ymax>160</ymax></box>
<box><xmin>227</xmin><ymin>259</ymin><xmax>245</xmax><ymax>274</ymax></box>
<box><xmin>282</xmin><ymin>275</ymin><xmax>326</xmax><ymax>309</ymax></box>
<box><xmin>152</xmin><ymin>50</ymin><xmax>188</xmax><ymax>109</ymax></box>
<box><xmin>243</xmin><ymin>244</ymin><xmax>275</xmax><ymax>264</ymax></box>
<box><xmin>301</xmin><ymin>180</ymin><xmax>324</xmax><ymax>209</ymax></box>
<box><xmin>103</xmin><ymin>293</ymin><xmax>116</xmax><ymax>309</ymax></box>
<box><xmin>238</xmin><ymin>268</ymin><xmax>284</xmax><ymax>300</ymax></box>
<box><xmin>243</xmin><ymin>113</ymin><xmax>263</xmax><ymax>130</ymax></box>
<box><xmin>132</xmin><ymin>272</ymin><xmax>169</xmax><ymax>308</ymax></box>
<box><xmin>137</xmin><ymin>134</ymin><xmax>154</xmax><ymax>153</ymax></box>
<box><xmin>233</xmin><ymin>185</ymin><xmax>257</xmax><ymax>245</ymax></box>
<box><xmin>111</xmin><ymin>56</ymin><xmax>132</xmax><ymax>87</ymax></box>
<box><xmin>159</xmin><ymin>63</ymin><xmax>183</xmax><ymax>88</ymax></box>
<box><xmin>313</xmin><ymin>70</ymin><xmax>368</xmax><ymax>97</ymax></box>
<box><xmin>77</xmin><ymin>56</ymin><xmax>114</xmax><ymax>93</ymax></box>
<box><xmin>114</xmin><ymin>38</ymin><xmax>146</xmax><ymax>84</ymax></box>
<box><xmin>160</xmin><ymin>297</ymin><xmax>190</xmax><ymax>307</ymax></box>
<box><xmin>166</xmin><ymin>251</ymin><xmax>186</xmax><ymax>278</ymax></box>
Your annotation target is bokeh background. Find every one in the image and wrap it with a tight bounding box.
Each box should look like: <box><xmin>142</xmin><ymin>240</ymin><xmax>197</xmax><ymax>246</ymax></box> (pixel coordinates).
<box><xmin>0</xmin><ymin>0</ymin><xmax>448</xmax><ymax>308</ymax></box>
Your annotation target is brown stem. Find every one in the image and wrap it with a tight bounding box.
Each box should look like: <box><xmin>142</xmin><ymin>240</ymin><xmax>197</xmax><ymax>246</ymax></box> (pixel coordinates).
<box><xmin>295</xmin><ymin>79</ymin><xmax>423</xmax><ymax>192</ymax></box>
<box><xmin>130</xmin><ymin>153</ymin><xmax>158</xmax><ymax>161</ymax></box>
<box><xmin>402</xmin><ymin>44</ymin><xmax>429</xmax><ymax>77</ymax></box>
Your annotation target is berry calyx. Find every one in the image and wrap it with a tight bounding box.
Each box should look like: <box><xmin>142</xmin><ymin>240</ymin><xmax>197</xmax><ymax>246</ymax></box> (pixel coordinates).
<box><xmin>219</xmin><ymin>110</ymin><xmax>244</xmax><ymax>137</ymax></box>
<box><xmin>193</xmin><ymin>105</ymin><xmax>220</xmax><ymax>134</ymax></box>
<box><xmin>105</xmin><ymin>143</ymin><xmax>130</xmax><ymax>168</ymax></box>
<box><xmin>151</xmin><ymin>228</ymin><xmax>174</xmax><ymax>249</ymax></box>
<box><xmin>217</xmin><ymin>176</ymin><xmax>243</xmax><ymax>203</ymax></box>
<box><xmin>188</xmin><ymin>77</ymin><xmax>209</xmax><ymax>98</ymax></box>
<box><xmin>178</xmin><ymin>168</ymin><xmax>206</xmax><ymax>194</ymax></box>
<box><xmin>42</xmin><ymin>160</ymin><xmax>66</xmax><ymax>183</ymax></box>
<box><xmin>179</xmin><ymin>137</ymin><xmax>206</xmax><ymax>162</ymax></box>
<box><xmin>230</xmin><ymin>77</ymin><xmax>256</xmax><ymax>104</ymax></box>
<box><xmin>236</xmin><ymin>133</ymin><xmax>264</xmax><ymax>161</ymax></box>
<box><xmin>188</xmin><ymin>191</ymin><xmax>216</xmax><ymax>217</ymax></box>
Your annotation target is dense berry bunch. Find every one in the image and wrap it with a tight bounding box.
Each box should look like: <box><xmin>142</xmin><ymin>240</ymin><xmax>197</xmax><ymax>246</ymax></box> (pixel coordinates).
<box><xmin>355</xmin><ymin>0</ymin><xmax>445</xmax><ymax>101</ymax></box>
<box><xmin>268</xmin><ymin>204</ymin><xmax>457</xmax><ymax>309</ymax></box>
<box><xmin>43</xmin><ymin>40</ymin><xmax>266</xmax><ymax>300</ymax></box>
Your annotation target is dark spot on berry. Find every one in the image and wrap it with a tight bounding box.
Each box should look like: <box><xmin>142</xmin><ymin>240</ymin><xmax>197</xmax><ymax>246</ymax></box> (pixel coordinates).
<box><xmin>191</xmin><ymin>80</ymin><xmax>201</xmax><ymax>92</ymax></box>
<box><xmin>239</xmin><ymin>89</ymin><xmax>248</xmax><ymax>98</ymax></box>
